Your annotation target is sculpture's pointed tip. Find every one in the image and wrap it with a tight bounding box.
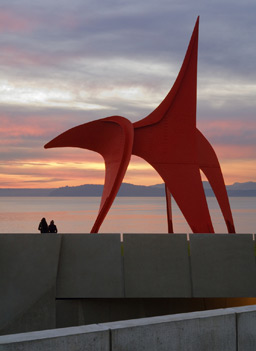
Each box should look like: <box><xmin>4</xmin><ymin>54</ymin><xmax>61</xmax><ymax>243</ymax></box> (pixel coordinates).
<box><xmin>194</xmin><ymin>16</ymin><xmax>199</xmax><ymax>32</ymax></box>
<box><xmin>195</xmin><ymin>16</ymin><xmax>199</xmax><ymax>31</ymax></box>
<box><xmin>44</xmin><ymin>136</ymin><xmax>64</xmax><ymax>149</ymax></box>
<box><xmin>44</xmin><ymin>140</ymin><xmax>54</xmax><ymax>149</ymax></box>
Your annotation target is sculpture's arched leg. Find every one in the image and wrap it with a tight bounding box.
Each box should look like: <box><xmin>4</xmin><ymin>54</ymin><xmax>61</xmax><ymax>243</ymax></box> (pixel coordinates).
<box><xmin>196</xmin><ymin>129</ymin><xmax>236</xmax><ymax>233</ymax></box>
<box><xmin>165</xmin><ymin>185</ymin><xmax>174</xmax><ymax>233</ymax></box>
<box><xmin>44</xmin><ymin>116</ymin><xmax>134</xmax><ymax>233</ymax></box>
<box><xmin>153</xmin><ymin>163</ymin><xmax>214</xmax><ymax>233</ymax></box>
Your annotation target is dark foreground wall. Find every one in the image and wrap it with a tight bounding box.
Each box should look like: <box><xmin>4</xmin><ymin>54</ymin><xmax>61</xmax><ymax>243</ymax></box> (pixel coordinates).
<box><xmin>1</xmin><ymin>233</ymin><xmax>256</xmax><ymax>335</ymax></box>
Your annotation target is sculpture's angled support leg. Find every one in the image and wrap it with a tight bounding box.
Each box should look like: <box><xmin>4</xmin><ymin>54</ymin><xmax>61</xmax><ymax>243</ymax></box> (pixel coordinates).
<box><xmin>196</xmin><ymin>130</ymin><xmax>236</xmax><ymax>233</ymax></box>
<box><xmin>165</xmin><ymin>185</ymin><xmax>174</xmax><ymax>233</ymax></box>
<box><xmin>132</xmin><ymin>17</ymin><xmax>234</xmax><ymax>233</ymax></box>
<box><xmin>45</xmin><ymin>116</ymin><xmax>134</xmax><ymax>233</ymax></box>
<box><xmin>154</xmin><ymin>163</ymin><xmax>214</xmax><ymax>233</ymax></box>
<box><xmin>132</xmin><ymin>17</ymin><xmax>214</xmax><ymax>233</ymax></box>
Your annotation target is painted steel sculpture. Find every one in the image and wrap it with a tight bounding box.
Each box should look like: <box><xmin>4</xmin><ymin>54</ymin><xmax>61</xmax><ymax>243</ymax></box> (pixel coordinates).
<box><xmin>45</xmin><ymin>17</ymin><xmax>235</xmax><ymax>234</ymax></box>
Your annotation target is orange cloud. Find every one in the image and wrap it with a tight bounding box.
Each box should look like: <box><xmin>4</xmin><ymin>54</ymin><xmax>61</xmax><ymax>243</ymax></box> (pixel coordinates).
<box><xmin>220</xmin><ymin>159</ymin><xmax>256</xmax><ymax>185</ymax></box>
<box><xmin>214</xmin><ymin>144</ymin><xmax>256</xmax><ymax>159</ymax></box>
<box><xmin>0</xmin><ymin>115</ymin><xmax>68</xmax><ymax>139</ymax></box>
<box><xmin>0</xmin><ymin>122</ymin><xmax>44</xmax><ymax>138</ymax></box>
<box><xmin>199</xmin><ymin>119</ymin><xmax>256</xmax><ymax>132</ymax></box>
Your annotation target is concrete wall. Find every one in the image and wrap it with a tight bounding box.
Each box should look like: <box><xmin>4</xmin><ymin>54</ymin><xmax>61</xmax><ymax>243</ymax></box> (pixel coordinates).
<box><xmin>1</xmin><ymin>306</ymin><xmax>256</xmax><ymax>351</ymax></box>
<box><xmin>190</xmin><ymin>234</ymin><xmax>256</xmax><ymax>297</ymax></box>
<box><xmin>0</xmin><ymin>234</ymin><xmax>61</xmax><ymax>335</ymax></box>
<box><xmin>123</xmin><ymin>234</ymin><xmax>191</xmax><ymax>297</ymax></box>
<box><xmin>56</xmin><ymin>234</ymin><xmax>123</xmax><ymax>298</ymax></box>
<box><xmin>107</xmin><ymin>309</ymin><xmax>236</xmax><ymax>351</ymax></box>
<box><xmin>1</xmin><ymin>233</ymin><xmax>256</xmax><ymax>335</ymax></box>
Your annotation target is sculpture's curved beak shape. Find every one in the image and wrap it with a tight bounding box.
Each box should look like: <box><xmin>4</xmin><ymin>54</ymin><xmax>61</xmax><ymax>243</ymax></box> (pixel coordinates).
<box><xmin>44</xmin><ymin>16</ymin><xmax>235</xmax><ymax>234</ymax></box>
<box><xmin>45</xmin><ymin>116</ymin><xmax>134</xmax><ymax>233</ymax></box>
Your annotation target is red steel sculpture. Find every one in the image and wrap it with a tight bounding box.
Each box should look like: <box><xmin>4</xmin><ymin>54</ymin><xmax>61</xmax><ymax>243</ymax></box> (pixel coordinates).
<box><xmin>45</xmin><ymin>17</ymin><xmax>235</xmax><ymax>234</ymax></box>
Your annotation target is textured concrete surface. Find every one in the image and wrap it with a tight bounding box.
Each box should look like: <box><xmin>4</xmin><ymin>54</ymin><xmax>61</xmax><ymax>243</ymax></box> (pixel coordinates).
<box><xmin>235</xmin><ymin>305</ymin><xmax>256</xmax><ymax>351</ymax></box>
<box><xmin>0</xmin><ymin>324</ymin><xmax>110</xmax><ymax>351</ymax></box>
<box><xmin>103</xmin><ymin>309</ymin><xmax>236</xmax><ymax>351</ymax></box>
<box><xmin>123</xmin><ymin>234</ymin><xmax>191</xmax><ymax>297</ymax></box>
<box><xmin>0</xmin><ymin>234</ymin><xmax>61</xmax><ymax>335</ymax></box>
<box><xmin>56</xmin><ymin>234</ymin><xmax>124</xmax><ymax>298</ymax></box>
<box><xmin>190</xmin><ymin>234</ymin><xmax>256</xmax><ymax>297</ymax></box>
<box><xmin>3</xmin><ymin>306</ymin><xmax>256</xmax><ymax>350</ymax></box>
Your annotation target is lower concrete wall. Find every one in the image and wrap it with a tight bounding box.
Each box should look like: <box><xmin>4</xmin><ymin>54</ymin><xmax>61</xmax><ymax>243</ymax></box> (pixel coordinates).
<box><xmin>106</xmin><ymin>309</ymin><xmax>236</xmax><ymax>351</ymax></box>
<box><xmin>1</xmin><ymin>306</ymin><xmax>256</xmax><ymax>351</ymax></box>
<box><xmin>236</xmin><ymin>305</ymin><xmax>256</xmax><ymax>351</ymax></box>
<box><xmin>0</xmin><ymin>325</ymin><xmax>110</xmax><ymax>351</ymax></box>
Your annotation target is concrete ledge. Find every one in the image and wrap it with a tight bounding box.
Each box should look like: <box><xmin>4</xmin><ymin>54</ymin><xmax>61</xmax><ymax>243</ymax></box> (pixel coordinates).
<box><xmin>0</xmin><ymin>325</ymin><xmax>110</xmax><ymax>351</ymax></box>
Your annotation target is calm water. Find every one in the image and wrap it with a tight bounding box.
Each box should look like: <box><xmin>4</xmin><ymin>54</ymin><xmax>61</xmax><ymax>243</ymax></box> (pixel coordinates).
<box><xmin>0</xmin><ymin>197</ymin><xmax>255</xmax><ymax>234</ymax></box>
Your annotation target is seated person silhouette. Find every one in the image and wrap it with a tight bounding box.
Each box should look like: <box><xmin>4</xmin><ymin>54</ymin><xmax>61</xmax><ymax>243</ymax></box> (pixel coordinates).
<box><xmin>38</xmin><ymin>217</ymin><xmax>49</xmax><ymax>233</ymax></box>
<box><xmin>49</xmin><ymin>220</ymin><xmax>58</xmax><ymax>233</ymax></box>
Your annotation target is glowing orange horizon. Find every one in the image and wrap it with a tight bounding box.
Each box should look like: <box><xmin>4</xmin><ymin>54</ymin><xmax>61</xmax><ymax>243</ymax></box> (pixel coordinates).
<box><xmin>1</xmin><ymin>153</ymin><xmax>256</xmax><ymax>189</ymax></box>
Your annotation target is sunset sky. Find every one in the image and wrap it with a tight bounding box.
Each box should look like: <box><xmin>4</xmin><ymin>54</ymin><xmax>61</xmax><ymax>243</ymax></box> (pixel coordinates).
<box><xmin>1</xmin><ymin>0</ymin><xmax>256</xmax><ymax>189</ymax></box>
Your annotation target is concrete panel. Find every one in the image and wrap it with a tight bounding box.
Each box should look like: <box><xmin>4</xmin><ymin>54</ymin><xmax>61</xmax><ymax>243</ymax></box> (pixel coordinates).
<box><xmin>0</xmin><ymin>288</ymin><xmax>56</xmax><ymax>336</ymax></box>
<box><xmin>0</xmin><ymin>324</ymin><xmax>110</xmax><ymax>351</ymax></box>
<box><xmin>123</xmin><ymin>234</ymin><xmax>191</xmax><ymax>297</ymax></box>
<box><xmin>235</xmin><ymin>305</ymin><xmax>256</xmax><ymax>351</ymax></box>
<box><xmin>56</xmin><ymin>234</ymin><xmax>123</xmax><ymax>298</ymax></box>
<box><xmin>103</xmin><ymin>309</ymin><xmax>236</xmax><ymax>351</ymax></box>
<box><xmin>190</xmin><ymin>234</ymin><xmax>256</xmax><ymax>297</ymax></box>
<box><xmin>0</xmin><ymin>234</ymin><xmax>61</xmax><ymax>334</ymax></box>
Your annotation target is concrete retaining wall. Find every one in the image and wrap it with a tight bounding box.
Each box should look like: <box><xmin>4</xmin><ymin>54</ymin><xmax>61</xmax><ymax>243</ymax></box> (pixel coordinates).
<box><xmin>190</xmin><ymin>234</ymin><xmax>256</xmax><ymax>297</ymax></box>
<box><xmin>56</xmin><ymin>234</ymin><xmax>123</xmax><ymax>298</ymax></box>
<box><xmin>1</xmin><ymin>233</ymin><xmax>256</xmax><ymax>335</ymax></box>
<box><xmin>0</xmin><ymin>234</ymin><xmax>61</xmax><ymax>335</ymax></box>
<box><xmin>1</xmin><ymin>306</ymin><xmax>256</xmax><ymax>351</ymax></box>
<box><xmin>123</xmin><ymin>234</ymin><xmax>191</xmax><ymax>297</ymax></box>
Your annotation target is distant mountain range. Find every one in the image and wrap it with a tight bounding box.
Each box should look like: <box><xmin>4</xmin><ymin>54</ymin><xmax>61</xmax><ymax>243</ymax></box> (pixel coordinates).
<box><xmin>1</xmin><ymin>182</ymin><xmax>256</xmax><ymax>197</ymax></box>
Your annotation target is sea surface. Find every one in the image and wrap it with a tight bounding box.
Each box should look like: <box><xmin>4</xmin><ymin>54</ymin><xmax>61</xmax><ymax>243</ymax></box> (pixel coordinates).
<box><xmin>0</xmin><ymin>196</ymin><xmax>255</xmax><ymax>234</ymax></box>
